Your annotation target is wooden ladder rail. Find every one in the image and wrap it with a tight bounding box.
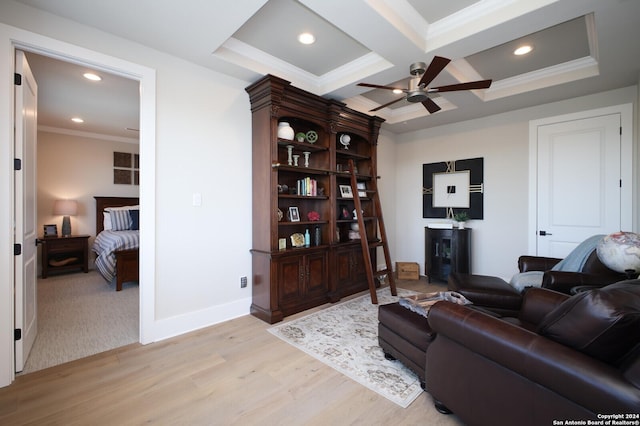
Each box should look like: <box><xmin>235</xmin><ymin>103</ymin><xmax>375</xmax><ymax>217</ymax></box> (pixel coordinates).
<box><xmin>347</xmin><ymin>159</ymin><xmax>396</xmax><ymax>304</ymax></box>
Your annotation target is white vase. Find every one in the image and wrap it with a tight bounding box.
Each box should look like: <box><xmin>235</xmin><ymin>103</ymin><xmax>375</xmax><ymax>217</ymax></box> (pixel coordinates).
<box><xmin>277</xmin><ymin>122</ymin><xmax>294</xmax><ymax>140</ymax></box>
<box><xmin>458</xmin><ymin>221</ymin><xmax>466</xmax><ymax>229</ymax></box>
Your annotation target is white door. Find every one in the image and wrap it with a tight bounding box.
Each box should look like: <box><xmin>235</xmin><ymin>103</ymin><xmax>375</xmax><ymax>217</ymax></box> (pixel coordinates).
<box><xmin>14</xmin><ymin>50</ymin><xmax>38</xmax><ymax>372</ymax></box>
<box><xmin>536</xmin><ymin>113</ymin><xmax>621</xmax><ymax>258</ymax></box>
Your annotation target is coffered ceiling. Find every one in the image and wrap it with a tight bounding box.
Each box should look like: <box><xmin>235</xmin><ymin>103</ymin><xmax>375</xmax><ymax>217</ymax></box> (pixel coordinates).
<box><xmin>14</xmin><ymin>0</ymin><xmax>640</xmax><ymax>136</ymax></box>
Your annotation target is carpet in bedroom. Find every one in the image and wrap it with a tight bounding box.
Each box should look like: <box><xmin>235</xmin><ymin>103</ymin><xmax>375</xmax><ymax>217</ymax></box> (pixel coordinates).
<box><xmin>20</xmin><ymin>270</ymin><xmax>138</xmax><ymax>374</ymax></box>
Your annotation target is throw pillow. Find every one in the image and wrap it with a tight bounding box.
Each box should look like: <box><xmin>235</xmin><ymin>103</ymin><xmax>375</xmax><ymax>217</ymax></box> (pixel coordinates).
<box><xmin>129</xmin><ymin>209</ymin><xmax>139</xmax><ymax>230</ymax></box>
<box><xmin>110</xmin><ymin>209</ymin><xmax>132</xmax><ymax>231</ymax></box>
<box><xmin>537</xmin><ymin>280</ymin><xmax>640</xmax><ymax>365</ymax></box>
<box><xmin>509</xmin><ymin>271</ymin><xmax>544</xmax><ymax>292</ymax></box>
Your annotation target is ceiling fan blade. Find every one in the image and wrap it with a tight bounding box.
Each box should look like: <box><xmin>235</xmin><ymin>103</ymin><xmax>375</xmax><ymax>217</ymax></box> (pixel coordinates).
<box><xmin>418</xmin><ymin>56</ymin><xmax>451</xmax><ymax>88</ymax></box>
<box><xmin>429</xmin><ymin>79</ymin><xmax>493</xmax><ymax>93</ymax></box>
<box><xmin>369</xmin><ymin>96</ymin><xmax>406</xmax><ymax>112</ymax></box>
<box><xmin>422</xmin><ymin>97</ymin><xmax>441</xmax><ymax>114</ymax></box>
<box><xmin>357</xmin><ymin>82</ymin><xmax>403</xmax><ymax>91</ymax></box>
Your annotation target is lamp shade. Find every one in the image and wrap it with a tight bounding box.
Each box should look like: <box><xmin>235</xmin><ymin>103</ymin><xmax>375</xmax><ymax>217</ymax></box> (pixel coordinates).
<box><xmin>53</xmin><ymin>200</ymin><xmax>78</xmax><ymax>216</ymax></box>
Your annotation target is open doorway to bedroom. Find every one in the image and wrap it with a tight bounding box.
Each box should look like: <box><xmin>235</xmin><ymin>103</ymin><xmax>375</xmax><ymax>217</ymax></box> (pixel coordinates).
<box><xmin>18</xmin><ymin>51</ymin><xmax>141</xmax><ymax>374</ymax></box>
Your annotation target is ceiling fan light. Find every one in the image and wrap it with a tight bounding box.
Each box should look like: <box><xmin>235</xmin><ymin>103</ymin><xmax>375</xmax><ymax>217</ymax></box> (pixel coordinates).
<box><xmin>298</xmin><ymin>32</ymin><xmax>315</xmax><ymax>45</ymax></box>
<box><xmin>392</xmin><ymin>89</ymin><xmax>403</xmax><ymax>94</ymax></box>
<box><xmin>514</xmin><ymin>45</ymin><xmax>533</xmax><ymax>56</ymax></box>
<box><xmin>406</xmin><ymin>90</ymin><xmax>428</xmax><ymax>103</ymax></box>
<box><xmin>71</xmin><ymin>117</ymin><xmax>84</xmax><ymax>123</ymax></box>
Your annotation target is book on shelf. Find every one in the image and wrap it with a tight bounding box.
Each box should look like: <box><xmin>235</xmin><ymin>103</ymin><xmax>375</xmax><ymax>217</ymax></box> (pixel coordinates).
<box><xmin>296</xmin><ymin>177</ymin><xmax>317</xmax><ymax>196</ymax></box>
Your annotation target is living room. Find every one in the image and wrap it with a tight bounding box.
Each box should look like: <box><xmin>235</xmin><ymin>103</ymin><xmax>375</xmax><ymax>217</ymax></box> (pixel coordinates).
<box><xmin>0</xmin><ymin>0</ymin><xmax>638</xmax><ymax>413</ymax></box>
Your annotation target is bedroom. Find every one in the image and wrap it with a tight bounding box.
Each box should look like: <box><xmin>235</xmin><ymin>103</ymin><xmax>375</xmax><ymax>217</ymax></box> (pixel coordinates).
<box><xmin>27</xmin><ymin>52</ymin><xmax>140</xmax><ymax>372</ymax></box>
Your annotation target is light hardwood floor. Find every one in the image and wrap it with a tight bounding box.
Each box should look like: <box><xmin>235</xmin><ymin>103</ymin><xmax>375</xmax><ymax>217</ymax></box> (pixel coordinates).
<box><xmin>0</xmin><ymin>278</ymin><xmax>463</xmax><ymax>425</ymax></box>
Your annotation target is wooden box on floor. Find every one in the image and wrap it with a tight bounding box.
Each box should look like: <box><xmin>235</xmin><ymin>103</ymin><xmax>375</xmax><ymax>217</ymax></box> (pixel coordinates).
<box><xmin>396</xmin><ymin>262</ymin><xmax>419</xmax><ymax>280</ymax></box>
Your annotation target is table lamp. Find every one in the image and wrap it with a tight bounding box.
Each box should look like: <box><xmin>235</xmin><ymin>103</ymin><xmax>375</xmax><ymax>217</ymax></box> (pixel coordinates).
<box><xmin>53</xmin><ymin>199</ymin><xmax>77</xmax><ymax>237</ymax></box>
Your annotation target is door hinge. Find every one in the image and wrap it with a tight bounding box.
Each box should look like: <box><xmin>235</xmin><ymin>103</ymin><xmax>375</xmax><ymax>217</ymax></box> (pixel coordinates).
<box><xmin>620</xmin><ymin>126</ymin><xmax>622</xmax><ymax>135</ymax></box>
<box><xmin>14</xmin><ymin>158</ymin><xmax>21</xmax><ymax>170</ymax></box>
<box><xmin>14</xmin><ymin>329</ymin><xmax>21</xmax><ymax>341</ymax></box>
<box><xmin>14</xmin><ymin>73</ymin><xmax>22</xmax><ymax>86</ymax></box>
<box><xmin>14</xmin><ymin>243</ymin><xmax>21</xmax><ymax>255</ymax></box>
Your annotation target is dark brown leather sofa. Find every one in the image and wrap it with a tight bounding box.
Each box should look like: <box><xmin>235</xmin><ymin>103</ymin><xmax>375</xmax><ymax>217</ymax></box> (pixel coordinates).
<box><xmin>425</xmin><ymin>280</ymin><xmax>640</xmax><ymax>426</ymax></box>
<box><xmin>518</xmin><ymin>250</ymin><xmax>626</xmax><ymax>294</ymax></box>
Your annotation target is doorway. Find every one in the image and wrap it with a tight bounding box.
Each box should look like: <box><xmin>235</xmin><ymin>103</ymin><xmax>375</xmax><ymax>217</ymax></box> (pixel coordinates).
<box><xmin>527</xmin><ymin>104</ymin><xmax>633</xmax><ymax>256</ymax></box>
<box><xmin>18</xmin><ymin>51</ymin><xmax>140</xmax><ymax>373</ymax></box>
<box><xmin>0</xmin><ymin>24</ymin><xmax>157</xmax><ymax>387</ymax></box>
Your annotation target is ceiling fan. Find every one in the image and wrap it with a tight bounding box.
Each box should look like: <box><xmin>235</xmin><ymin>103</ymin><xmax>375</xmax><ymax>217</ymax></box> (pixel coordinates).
<box><xmin>357</xmin><ymin>56</ymin><xmax>492</xmax><ymax>113</ymax></box>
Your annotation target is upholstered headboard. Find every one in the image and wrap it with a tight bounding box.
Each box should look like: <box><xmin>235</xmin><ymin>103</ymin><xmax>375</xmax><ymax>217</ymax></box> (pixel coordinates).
<box><xmin>94</xmin><ymin>196</ymin><xmax>139</xmax><ymax>234</ymax></box>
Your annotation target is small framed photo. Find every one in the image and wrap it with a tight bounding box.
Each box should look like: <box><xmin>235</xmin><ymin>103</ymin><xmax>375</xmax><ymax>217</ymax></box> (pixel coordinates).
<box><xmin>357</xmin><ymin>182</ymin><xmax>367</xmax><ymax>198</ymax></box>
<box><xmin>288</xmin><ymin>206</ymin><xmax>300</xmax><ymax>222</ymax></box>
<box><xmin>43</xmin><ymin>224</ymin><xmax>58</xmax><ymax>238</ymax></box>
<box><xmin>339</xmin><ymin>184</ymin><xmax>353</xmax><ymax>198</ymax></box>
<box><xmin>339</xmin><ymin>204</ymin><xmax>351</xmax><ymax>220</ymax></box>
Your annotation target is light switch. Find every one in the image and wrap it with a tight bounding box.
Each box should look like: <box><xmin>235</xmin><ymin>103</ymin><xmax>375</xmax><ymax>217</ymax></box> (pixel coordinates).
<box><xmin>192</xmin><ymin>193</ymin><xmax>202</xmax><ymax>206</ymax></box>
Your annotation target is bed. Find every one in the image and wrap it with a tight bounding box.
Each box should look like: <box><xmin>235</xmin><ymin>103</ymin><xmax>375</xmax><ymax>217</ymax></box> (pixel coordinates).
<box><xmin>93</xmin><ymin>196</ymin><xmax>139</xmax><ymax>291</ymax></box>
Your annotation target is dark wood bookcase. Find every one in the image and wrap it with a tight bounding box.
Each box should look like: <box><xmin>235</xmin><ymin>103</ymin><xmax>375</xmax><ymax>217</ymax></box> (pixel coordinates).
<box><xmin>246</xmin><ymin>75</ymin><xmax>384</xmax><ymax>323</ymax></box>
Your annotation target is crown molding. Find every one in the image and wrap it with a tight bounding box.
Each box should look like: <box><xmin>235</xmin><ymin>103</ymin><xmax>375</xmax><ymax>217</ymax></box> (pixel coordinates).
<box><xmin>38</xmin><ymin>125</ymin><xmax>139</xmax><ymax>144</ymax></box>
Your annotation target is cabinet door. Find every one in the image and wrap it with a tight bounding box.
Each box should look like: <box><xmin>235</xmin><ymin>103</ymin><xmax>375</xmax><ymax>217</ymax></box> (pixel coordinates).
<box><xmin>277</xmin><ymin>255</ymin><xmax>303</xmax><ymax>306</ymax></box>
<box><xmin>306</xmin><ymin>251</ymin><xmax>328</xmax><ymax>297</ymax></box>
<box><xmin>350</xmin><ymin>249</ymin><xmax>367</xmax><ymax>284</ymax></box>
<box><xmin>335</xmin><ymin>249</ymin><xmax>352</xmax><ymax>284</ymax></box>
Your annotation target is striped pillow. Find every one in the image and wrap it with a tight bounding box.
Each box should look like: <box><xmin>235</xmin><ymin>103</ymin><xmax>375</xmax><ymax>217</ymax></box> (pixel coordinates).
<box><xmin>110</xmin><ymin>209</ymin><xmax>132</xmax><ymax>231</ymax></box>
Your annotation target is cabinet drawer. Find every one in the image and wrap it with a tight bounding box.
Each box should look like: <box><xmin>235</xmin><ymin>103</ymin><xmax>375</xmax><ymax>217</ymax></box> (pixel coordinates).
<box><xmin>46</xmin><ymin>241</ymin><xmax>83</xmax><ymax>252</ymax></box>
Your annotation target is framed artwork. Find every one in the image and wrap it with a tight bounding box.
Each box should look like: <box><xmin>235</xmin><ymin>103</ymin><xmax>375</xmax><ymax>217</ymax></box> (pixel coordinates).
<box><xmin>339</xmin><ymin>184</ymin><xmax>353</xmax><ymax>198</ymax></box>
<box><xmin>423</xmin><ymin>157</ymin><xmax>484</xmax><ymax>219</ymax></box>
<box><xmin>339</xmin><ymin>204</ymin><xmax>351</xmax><ymax>219</ymax></box>
<box><xmin>288</xmin><ymin>206</ymin><xmax>300</xmax><ymax>222</ymax></box>
<box><xmin>43</xmin><ymin>224</ymin><xmax>58</xmax><ymax>237</ymax></box>
<box><xmin>357</xmin><ymin>182</ymin><xmax>367</xmax><ymax>198</ymax></box>
<box><xmin>113</xmin><ymin>151</ymin><xmax>140</xmax><ymax>186</ymax></box>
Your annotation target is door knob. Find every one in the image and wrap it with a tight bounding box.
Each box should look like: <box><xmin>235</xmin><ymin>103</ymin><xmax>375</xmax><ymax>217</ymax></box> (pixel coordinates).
<box><xmin>539</xmin><ymin>230</ymin><xmax>553</xmax><ymax>236</ymax></box>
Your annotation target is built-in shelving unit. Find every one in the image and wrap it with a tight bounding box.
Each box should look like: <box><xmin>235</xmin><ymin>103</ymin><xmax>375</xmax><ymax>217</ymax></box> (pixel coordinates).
<box><xmin>246</xmin><ymin>75</ymin><xmax>384</xmax><ymax>323</ymax></box>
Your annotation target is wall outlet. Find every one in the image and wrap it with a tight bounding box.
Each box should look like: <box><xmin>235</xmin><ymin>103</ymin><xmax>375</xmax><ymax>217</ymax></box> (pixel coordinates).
<box><xmin>240</xmin><ymin>276</ymin><xmax>248</xmax><ymax>288</ymax></box>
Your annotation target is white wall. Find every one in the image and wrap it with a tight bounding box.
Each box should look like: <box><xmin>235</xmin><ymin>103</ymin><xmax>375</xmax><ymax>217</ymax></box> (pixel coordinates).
<box><xmin>391</xmin><ymin>86</ymin><xmax>638</xmax><ymax>281</ymax></box>
<box><xmin>37</xmin><ymin>131</ymin><xmax>139</xmax><ymax>246</ymax></box>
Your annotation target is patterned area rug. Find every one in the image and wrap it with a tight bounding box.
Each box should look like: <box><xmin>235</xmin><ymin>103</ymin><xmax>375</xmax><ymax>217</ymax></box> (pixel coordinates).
<box><xmin>268</xmin><ymin>287</ymin><xmax>422</xmax><ymax>408</ymax></box>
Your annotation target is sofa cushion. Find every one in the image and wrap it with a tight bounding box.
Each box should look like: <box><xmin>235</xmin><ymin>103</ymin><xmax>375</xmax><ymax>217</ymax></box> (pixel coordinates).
<box><xmin>538</xmin><ymin>280</ymin><xmax>640</xmax><ymax>365</ymax></box>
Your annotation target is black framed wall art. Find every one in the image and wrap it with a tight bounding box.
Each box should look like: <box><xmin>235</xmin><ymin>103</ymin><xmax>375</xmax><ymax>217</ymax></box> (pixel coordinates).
<box><xmin>423</xmin><ymin>157</ymin><xmax>484</xmax><ymax>219</ymax></box>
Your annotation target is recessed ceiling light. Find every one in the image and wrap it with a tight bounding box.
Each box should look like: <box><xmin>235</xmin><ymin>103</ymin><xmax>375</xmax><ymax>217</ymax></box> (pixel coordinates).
<box><xmin>298</xmin><ymin>32</ymin><xmax>315</xmax><ymax>45</ymax></box>
<box><xmin>83</xmin><ymin>72</ymin><xmax>102</xmax><ymax>81</ymax></box>
<box><xmin>71</xmin><ymin>117</ymin><xmax>84</xmax><ymax>123</ymax></box>
<box><xmin>514</xmin><ymin>45</ymin><xmax>533</xmax><ymax>56</ymax></box>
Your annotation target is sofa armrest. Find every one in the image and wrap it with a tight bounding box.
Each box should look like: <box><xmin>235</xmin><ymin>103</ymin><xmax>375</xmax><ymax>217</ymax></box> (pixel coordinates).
<box><xmin>518</xmin><ymin>287</ymin><xmax>568</xmax><ymax>325</ymax></box>
<box><xmin>428</xmin><ymin>302</ymin><xmax>640</xmax><ymax>412</ymax></box>
<box><xmin>518</xmin><ymin>255</ymin><xmax>562</xmax><ymax>272</ymax></box>
<box><xmin>541</xmin><ymin>271</ymin><xmax>618</xmax><ymax>294</ymax></box>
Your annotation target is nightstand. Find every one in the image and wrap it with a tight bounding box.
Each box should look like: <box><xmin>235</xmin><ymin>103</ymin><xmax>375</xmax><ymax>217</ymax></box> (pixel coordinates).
<box><xmin>39</xmin><ymin>235</ymin><xmax>90</xmax><ymax>278</ymax></box>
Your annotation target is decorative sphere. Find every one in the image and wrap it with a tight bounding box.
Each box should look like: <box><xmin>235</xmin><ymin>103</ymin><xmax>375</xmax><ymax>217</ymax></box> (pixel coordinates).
<box><xmin>596</xmin><ymin>232</ymin><xmax>640</xmax><ymax>274</ymax></box>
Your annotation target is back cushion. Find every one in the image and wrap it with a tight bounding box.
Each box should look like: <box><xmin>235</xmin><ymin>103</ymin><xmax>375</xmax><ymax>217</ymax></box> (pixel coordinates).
<box><xmin>538</xmin><ymin>280</ymin><xmax>640</xmax><ymax>365</ymax></box>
